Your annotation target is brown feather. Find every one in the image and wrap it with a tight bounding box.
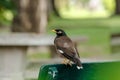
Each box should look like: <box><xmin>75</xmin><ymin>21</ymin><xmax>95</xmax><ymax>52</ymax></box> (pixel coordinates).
<box><xmin>54</xmin><ymin>36</ymin><xmax>79</xmax><ymax>60</ymax></box>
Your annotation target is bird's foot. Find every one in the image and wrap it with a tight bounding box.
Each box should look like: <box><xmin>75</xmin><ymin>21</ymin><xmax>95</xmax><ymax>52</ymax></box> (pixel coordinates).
<box><xmin>62</xmin><ymin>58</ymin><xmax>69</xmax><ymax>65</ymax></box>
<box><xmin>68</xmin><ymin>61</ymin><xmax>72</xmax><ymax>66</ymax></box>
<box><xmin>62</xmin><ymin>59</ymin><xmax>73</xmax><ymax>66</ymax></box>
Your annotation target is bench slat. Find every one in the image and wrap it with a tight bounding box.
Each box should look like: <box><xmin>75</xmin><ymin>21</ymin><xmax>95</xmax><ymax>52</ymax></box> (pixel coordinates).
<box><xmin>0</xmin><ymin>33</ymin><xmax>88</xmax><ymax>46</ymax></box>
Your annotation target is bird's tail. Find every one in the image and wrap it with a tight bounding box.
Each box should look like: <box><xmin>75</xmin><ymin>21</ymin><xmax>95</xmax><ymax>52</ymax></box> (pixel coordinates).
<box><xmin>73</xmin><ymin>58</ymin><xmax>83</xmax><ymax>69</ymax></box>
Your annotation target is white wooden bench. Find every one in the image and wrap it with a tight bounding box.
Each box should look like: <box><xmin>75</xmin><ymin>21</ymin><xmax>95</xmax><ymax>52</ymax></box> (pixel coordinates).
<box><xmin>0</xmin><ymin>33</ymin><xmax>88</xmax><ymax>80</ymax></box>
<box><xmin>111</xmin><ymin>37</ymin><xmax>120</xmax><ymax>46</ymax></box>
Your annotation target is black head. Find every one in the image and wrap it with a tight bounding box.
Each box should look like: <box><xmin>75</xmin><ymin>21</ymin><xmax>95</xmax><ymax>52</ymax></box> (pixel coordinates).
<box><xmin>52</xmin><ymin>29</ymin><xmax>67</xmax><ymax>36</ymax></box>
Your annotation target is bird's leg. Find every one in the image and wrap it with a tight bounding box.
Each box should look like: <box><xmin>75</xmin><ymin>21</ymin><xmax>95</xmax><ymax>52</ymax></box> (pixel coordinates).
<box><xmin>68</xmin><ymin>60</ymin><xmax>72</xmax><ymax>66</ymax></box>
<box><xmin>62</xmin><ymin>58</ymin><xmax>72</xmax><ymax>66</ymax></box>
<box><xmin>62</xmin><ymin>58</ymin><xmax>69</xmax><ymax>65</ymax></box>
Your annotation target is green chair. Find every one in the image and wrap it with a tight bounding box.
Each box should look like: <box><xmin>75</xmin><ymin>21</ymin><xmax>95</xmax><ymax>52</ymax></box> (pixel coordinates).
<box><xmin>38</xmin><ymin>61</ymin><xmax>120</xmax><ymax>80</ymax></box>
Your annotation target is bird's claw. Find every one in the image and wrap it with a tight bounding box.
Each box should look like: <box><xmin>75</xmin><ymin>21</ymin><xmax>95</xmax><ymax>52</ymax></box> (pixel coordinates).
<box><xmin>68</xmin><ymin>61</ymin><xmax>72</xmax><ymax>66</ymax></box>
<box><xmin>62</xmin><ymin>58</ymin><xmax>68</xmax><ymax>65</ymax></box>
<box><xmin>62</xmin><ymin>58</ymin><xmax>72</xmax><ymax>66</ymax></box>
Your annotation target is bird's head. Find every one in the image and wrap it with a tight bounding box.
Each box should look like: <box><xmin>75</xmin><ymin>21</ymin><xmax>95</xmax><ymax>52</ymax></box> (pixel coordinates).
<box><xmin>52</xmin><ymin>29</ymin><xmax>67</xmax><ymax>36</ymax></box>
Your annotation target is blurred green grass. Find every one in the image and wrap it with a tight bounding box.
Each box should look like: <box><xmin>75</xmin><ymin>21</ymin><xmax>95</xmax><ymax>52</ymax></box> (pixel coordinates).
<box><xmin>29</xmin><ymin>16</ymin><xmax>120</xmax><ymax>59</ymax></box>
<box><xmin>48</xmin><ymin>16</ymin><xmax>120</xmax><ymax>34</ymax></box>
<box><xmin>28</xmin><ymin>52</ymin><xmax>51</xmax><ymax>59</ymax></box>
<box><xmin>46</xmin><ymin>16</ymin><xmax>114</xmax><ymax>57</ymax></box>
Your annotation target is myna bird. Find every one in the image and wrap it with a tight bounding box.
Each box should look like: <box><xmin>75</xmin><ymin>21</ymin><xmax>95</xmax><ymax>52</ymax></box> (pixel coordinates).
<box><xmin>52</xmin><ymin>29</ymin><xmax>83</xmax><ymax>69</ymax></box>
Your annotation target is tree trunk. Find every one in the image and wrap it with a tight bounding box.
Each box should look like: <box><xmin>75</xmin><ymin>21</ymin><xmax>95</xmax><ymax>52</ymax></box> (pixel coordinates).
<box><xmin>115</xmin><ymin>0</ymin><xmax>120</xmax><ymax>14</ymax></box>
<box><xmin>48</xmin><ymin>0</ymin><xmax>60</xmax><ymax>17</ymax></box>
<box><xmin>11</xmin><ymin>0</ymin><xmax>48</xmax><ymax>34</ymax></box>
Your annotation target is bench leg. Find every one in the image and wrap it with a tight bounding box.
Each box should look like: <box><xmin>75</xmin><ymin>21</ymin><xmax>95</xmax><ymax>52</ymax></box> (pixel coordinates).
<box><xmin>0</xmin><ymin>47</ymin><xmax>27</xmax><ymax>80</ymax></box>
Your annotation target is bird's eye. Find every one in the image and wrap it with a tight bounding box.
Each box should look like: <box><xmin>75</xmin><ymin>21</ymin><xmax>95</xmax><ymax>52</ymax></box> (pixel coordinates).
<box><xmin>58</xmin><ymin>31</ymin><xmax>62</xmax><ymax>34</ymax></box>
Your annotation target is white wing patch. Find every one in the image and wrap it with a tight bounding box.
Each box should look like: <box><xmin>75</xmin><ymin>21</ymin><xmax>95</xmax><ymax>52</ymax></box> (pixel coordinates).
<box><xmin>58</xmin><ymin>49</ymin><xmax>64</xmax><ymax>54</ymax></box>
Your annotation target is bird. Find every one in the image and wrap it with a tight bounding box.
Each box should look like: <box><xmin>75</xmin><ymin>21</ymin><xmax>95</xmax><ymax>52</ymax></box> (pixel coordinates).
<box><xmin>52</xmin><ymin>29</ymin><xmax>83</xmax><ymax>69</ymax></box>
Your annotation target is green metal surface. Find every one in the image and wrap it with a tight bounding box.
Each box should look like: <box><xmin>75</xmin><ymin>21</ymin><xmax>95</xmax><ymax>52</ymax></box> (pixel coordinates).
<box><xmin>38</xmin><ymin>61</ymin><xmax>120</xmax><ymax>80</ymax></box>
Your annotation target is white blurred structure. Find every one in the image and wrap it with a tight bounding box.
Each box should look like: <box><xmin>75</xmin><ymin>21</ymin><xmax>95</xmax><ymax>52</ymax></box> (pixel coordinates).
<box><xmin>88</xmin><ymin>0</ymin><xmax>105</xmax><ymax>11</ymax></box>
<box><xmin>0</xmin><ymin>34</ymin><xmax>54</xmax><ymax>80</ymax></box>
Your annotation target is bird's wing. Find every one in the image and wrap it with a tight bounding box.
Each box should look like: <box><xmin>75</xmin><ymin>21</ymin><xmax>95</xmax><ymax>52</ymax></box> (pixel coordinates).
<box><xmin>55</xmin><ymin>36</ymin><xmax>79</xmax><ymax>59</ymax></box>
<box><xmin>75</xmin><ymin>44</ymin><xmax>80</xmax><ymax>57</ymax></box>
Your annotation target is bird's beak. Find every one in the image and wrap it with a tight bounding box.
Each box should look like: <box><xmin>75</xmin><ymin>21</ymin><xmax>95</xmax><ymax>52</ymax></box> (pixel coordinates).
<box><xmin>52</xmin><ymin>29</ymin><xmax>56</xmax><ymax>33</ymax></box>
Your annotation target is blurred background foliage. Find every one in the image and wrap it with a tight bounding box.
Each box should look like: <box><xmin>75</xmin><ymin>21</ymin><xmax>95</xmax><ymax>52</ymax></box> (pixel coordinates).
<box><xmin>54</xmin><ymin>0</ymin><xmax>115</xmax><ymax>18</ymax></box>
<box><xmin>0</xmin><ymin>0</ymin><xmax>120</xmax><ymax>58</ymax></box>
<box><xmin>0</xmin><ymin>0</ymin><xmax>116</xmax><ymax>25</ymax></box>
<box><xmin>0</xmin><ymin>0</ymin><xmax>15</xmax><ymax>25</ymax></box>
